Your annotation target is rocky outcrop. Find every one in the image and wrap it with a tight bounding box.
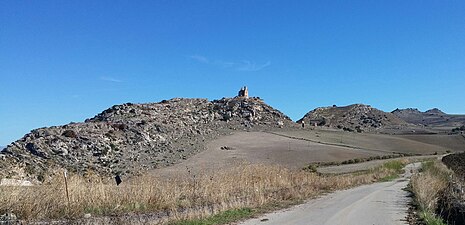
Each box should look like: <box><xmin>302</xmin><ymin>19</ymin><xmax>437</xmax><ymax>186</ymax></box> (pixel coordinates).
<box><xmin>0</xmin><ymin>96</ymin><xmax>294</xmax><ymax>180</ymax></box>
<box><xmin>392</xmin><ymin>108</ymin><xmax>465</xmax><ymax>127</ymax></box>
<box><xmin>425</xmin><ymin>108</ymin><xmax>446</xmax><ymax>115</ymax></box>
<box><xmin>298</xmin><ymin>104</ymin><xmax>407</xmax><ymax>132</ymax></box>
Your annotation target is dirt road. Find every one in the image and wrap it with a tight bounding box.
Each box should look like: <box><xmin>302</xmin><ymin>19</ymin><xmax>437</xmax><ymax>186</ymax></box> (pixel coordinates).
<box><xmin>240</xmin><ymin>163</ymin><xmax>421</xmax><ymax>225</ymax></box>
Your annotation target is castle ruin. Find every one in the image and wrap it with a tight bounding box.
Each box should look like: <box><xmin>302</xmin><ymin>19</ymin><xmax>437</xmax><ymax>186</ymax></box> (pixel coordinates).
<box><xmin>237</xmin><ymin>86</ymin><xmax>249</xmax><ymax>98</ymax></box>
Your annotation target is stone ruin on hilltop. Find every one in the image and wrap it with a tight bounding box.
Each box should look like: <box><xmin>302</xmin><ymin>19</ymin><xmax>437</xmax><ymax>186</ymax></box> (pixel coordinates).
<box><xmin>237</xmin><ymin>86</ymin><xmax>249</xmax><ymax>98</ymax></box>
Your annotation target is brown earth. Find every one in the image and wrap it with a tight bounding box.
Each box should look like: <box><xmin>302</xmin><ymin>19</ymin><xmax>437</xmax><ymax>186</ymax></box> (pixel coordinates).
<box><xmin>273</xmin><ymin>129</ymin><xmax>464</xmax><ymax>155</ymax></box>
<box><xmin>151</xmin><ymin>131</ymin><xmax>384</xmax><ymax>178</ymax></box>
<box><xmin>151</xmin><ymin>129</ymin><xmax>464</xmax><ymax>178</ymax></box>
<box><xmin>399</xmin><ymin>134</ymin><xmax>465</xmax><ymax>151</ymax></box>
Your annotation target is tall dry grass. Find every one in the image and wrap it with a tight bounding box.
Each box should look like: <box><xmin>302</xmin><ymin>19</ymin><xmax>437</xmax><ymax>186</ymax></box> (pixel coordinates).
<box><xmin>0</xmin><ymin>161</ymin><xmax>407</xmax><ymax>223</ymax></box>
<box><xmin>410</xmin><ymin>161</ymin><xmax>449</xmax><ymax>212</ymax></box>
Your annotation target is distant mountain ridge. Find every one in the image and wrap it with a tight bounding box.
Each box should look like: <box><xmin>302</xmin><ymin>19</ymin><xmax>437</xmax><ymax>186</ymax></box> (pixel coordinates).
<box><xmin>298</xmin><ymin>104</ymin><xmax>408</xmax><ymax>132</ymax></box>
<box><xmin>392</xmin><ymin>108</ymin><xmax>465</xmax><ymax>127</ymax></box>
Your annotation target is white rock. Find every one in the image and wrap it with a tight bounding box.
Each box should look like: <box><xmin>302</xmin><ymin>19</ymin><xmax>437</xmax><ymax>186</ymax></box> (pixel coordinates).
<box><xmin>0</xmin><ymin>178</ymin><xmax>33</xmax><ymax>186</ymax></box>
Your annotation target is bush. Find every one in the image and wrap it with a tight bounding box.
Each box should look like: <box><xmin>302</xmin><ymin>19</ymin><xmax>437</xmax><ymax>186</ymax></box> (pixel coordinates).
<box><xmin>304</xmin><ymin>164</ymin><xmax>318</xmax><ymax>173</ymax></box>
<box><xmin>451</xmin><ymin>126</ymin><xmax>465</xmax><ymax>133</ymax></box>
<box><xmin>111</xmin><ymin>123</ymin><xmax>128</xmax><ymax>131</ymax></box>
<box><xmin>318</xmin><ymin>119</ymin><xmax>326</xmax><ymax>126</ymax></box>
<box><xmin>62</xmin><ymin>130</ymin><xmax>77</xmax><ymax>138</ymax></box>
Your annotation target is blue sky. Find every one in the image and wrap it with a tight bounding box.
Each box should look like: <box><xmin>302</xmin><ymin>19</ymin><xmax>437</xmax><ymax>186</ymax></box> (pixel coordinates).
<box><xmin>1</xmin><ymin>1</ymin><xmax>464</xmax><ymax>146</ymax></box>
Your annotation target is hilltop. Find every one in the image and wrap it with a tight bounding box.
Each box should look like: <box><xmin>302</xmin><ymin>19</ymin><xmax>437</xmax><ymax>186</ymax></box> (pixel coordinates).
<box><xmin>0</xmin><ymin>91</ymin><xmax>294</xmax><ymax>180</ymax></box>
<box><xmin>392</xmin><ymin>108</ymin><xmax>465</xmax><ymax>129</ymax></box>
<box><xmin>298</xmin><ymin>104</ymin><xmax>408</xmax><ymax>132</ymax></box>
<box><xmin>3</xmin><ymin>89</ymin><xmax>465</xmax><ymax>182</ymax></box>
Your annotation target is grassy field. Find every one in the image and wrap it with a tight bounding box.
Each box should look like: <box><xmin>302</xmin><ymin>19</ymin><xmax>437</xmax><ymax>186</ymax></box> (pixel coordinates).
<box><xmin>0</xmin><ymin>159</ymin><xmax>412</xmax><ymax>224</ymax></box>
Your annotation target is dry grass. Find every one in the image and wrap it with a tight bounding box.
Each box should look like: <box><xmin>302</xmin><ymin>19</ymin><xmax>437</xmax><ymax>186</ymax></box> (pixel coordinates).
<box><xmin>411</xmin><ymin>161</ymin><xmax>449</xmax><ymax>212</ymax></box>
<box><xmin>0</xmin><ymin>161</ymin><xmax>409</xmax><ymax>224</ymax></box>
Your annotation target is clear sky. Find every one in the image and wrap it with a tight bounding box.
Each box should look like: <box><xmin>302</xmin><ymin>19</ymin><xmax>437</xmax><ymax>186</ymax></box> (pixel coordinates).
<box><xmin>1</xmin><ymin>1</ymin><xmax>464</xmax><ymax>146</ymax></box>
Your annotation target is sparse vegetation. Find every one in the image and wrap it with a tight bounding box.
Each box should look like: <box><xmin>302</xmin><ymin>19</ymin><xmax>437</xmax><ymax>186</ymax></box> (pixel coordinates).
<box><xmin>382</xmin><ymin>160</ymin><xmax>405</xmax><ymax>172</ymax></box>
<box><xmin>419</xmin><ymin>211</ymin><xmax>447</xmax><ymax>225</ymax></box>
<box><xmin>0</xmin><ymin>160</ymin><xmax>410</xmax><ymax>224</ymax></box>
<box><xmin>410</xmin><ymin>161</ymin><xmax>449</xmax><ymax>225</ymax></box>
<box><xmin>305</xmin><ymin>153</ymin><xmax>412</xmax><ymax>169</ymax></box>
<box><xmin>170</xmin><ymin>208</ymin><xmax>254</xmax><ymax>225</ymax></box>
<box><xmin>376</xmin><ymin>160</ymin><xmax>405</xmax><ymax>182</ymax></box>
<box><xmin>451</xmin><ymin>125</ymin><xmax>465</xmax><ymax>133</ymax></box>
<box><xmin>378</xmin><ymin>174</ymin><xmax>399</xmax><ymax>182</ymax></box>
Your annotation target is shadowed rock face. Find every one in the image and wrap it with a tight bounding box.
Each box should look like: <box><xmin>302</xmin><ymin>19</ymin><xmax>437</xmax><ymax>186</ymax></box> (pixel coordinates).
<box><xmin>425</xmin><ymin>108</ymin><xmax>446</xmax><ymax>115</ymax></box>
<box><xmin>392</xmin><ymin>108</ymin><xmax>465</xmax><ymax>127</ymax></box>
<box><xmin>0</xmin><ymin>97</ymin><xmax>295</xmax><ymax>180</ymax></box>
<box><xmin>298</xmin><ymin>104</ymin><xmax>408</xmax><ymax>132</ymax></box>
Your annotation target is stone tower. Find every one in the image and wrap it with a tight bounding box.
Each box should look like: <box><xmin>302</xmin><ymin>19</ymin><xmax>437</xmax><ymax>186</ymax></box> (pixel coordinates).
<box><xmin>237</xmin><ymin>86</ymin><xmax>249</xmax><ymax>98</ymax></box>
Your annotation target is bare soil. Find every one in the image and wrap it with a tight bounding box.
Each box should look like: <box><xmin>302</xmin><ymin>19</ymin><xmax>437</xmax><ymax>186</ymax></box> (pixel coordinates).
<box><xmin>274</xmin><ymin>129</ymin><xmax>464</xmax><ymax>155</ymax></box>
<box><xmin>152</xmin><ymin>129</ymin><xmax>465</xmax><ymax>178</ymax></box>
<box><xmin>152</xmin><ymin>131</ymin><xmax>384</xmax><ymax>178</ymax></box>
<box><xmin>399</xmin><ymin>134</ymin><xmax>465</xmax><ymax>152</ymax></box>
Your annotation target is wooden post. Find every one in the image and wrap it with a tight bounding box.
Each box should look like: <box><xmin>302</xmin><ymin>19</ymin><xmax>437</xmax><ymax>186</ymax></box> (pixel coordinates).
<box><xmin>63</xmin><ymin>170</ymin><xmax>70</xmax><ymax>209</ymax></box>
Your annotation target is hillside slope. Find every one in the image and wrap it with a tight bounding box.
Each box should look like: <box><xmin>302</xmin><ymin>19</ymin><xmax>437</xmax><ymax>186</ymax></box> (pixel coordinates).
<box><xmin>298</xmin><ymin>104</ymin><xmax>408</xmax><ymax>132</ymax></box>
<box><xmin>0</xmin><ymin>96</ymin><xmax>294</xmax><ymax>180</ymax></box>
<box><xmin>392</xmin><ymin>108</ymin><xmax>465</xmax><ymax>128</ymax></box>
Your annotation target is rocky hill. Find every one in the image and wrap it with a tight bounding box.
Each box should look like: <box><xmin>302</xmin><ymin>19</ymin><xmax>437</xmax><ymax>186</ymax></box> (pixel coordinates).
<box><xmin>298</xmin><ymin>104</ymin><xmax>408</xmax><ymax>132</ymax></box>
<box><xmin>0</xmin><ymin>94</ymin><xmax>294</xmax><ymax>181</ymax></box>
<box><xmin>392</xmin><ymin>108</ymin><xmax>465</xmax><ymax>128</ymax></box>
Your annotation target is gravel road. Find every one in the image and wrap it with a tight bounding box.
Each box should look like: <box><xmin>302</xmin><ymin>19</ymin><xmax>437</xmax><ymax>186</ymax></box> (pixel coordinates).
<box><xmin>240</xmin><ymin>163</ymin><xmax>421</xmax><ymax>225</ymax></box>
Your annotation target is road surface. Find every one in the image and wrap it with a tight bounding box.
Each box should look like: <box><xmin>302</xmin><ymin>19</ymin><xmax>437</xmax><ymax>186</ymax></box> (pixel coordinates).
<box><xmin>240</xmin><ymin>163</ymin><xmax>420</xmax><ymax>225</ymax></box>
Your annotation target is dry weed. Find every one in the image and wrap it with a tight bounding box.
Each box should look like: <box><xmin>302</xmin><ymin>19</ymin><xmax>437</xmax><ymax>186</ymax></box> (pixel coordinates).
<box><xmin>411</xmin><ymin>161</ymin><xmax>449</xmax><ymax>212</ymax></box>
<box><xmin>0</xmin><ymin>161</ymin><xmax>407</xmax><ymax>223</ymax></box>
